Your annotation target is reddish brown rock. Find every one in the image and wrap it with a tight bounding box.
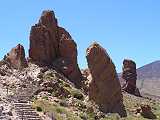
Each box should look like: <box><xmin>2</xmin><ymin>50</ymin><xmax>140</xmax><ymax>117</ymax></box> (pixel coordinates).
<box><xmin>29</xmin><ymin>10</ymin><xmax>58</xmax><ymax>64</ymax></box>
<box><xmin>53</xmin><ymin>57</ymin><xmax>82</xmax><ymax>88</ymax></box>
<box><xmin>29</xmin><ymin>10</ymin><xmax>82</xmax><ymax>87</ymax></box>
<box><xmin>4</xmin><ymin>44</ymin><xmax>27</xmax><ymax>69</ymax></box>
<box><xmin>86</xmin><ymin>42</ymin><xmax>126</xmax><ymax>117</ymax></box>
<box><xmin>57</xmin><ymin>27</ymin><xmax>82</xmax><ymax>87</ymax></box>
<box><xmin>58</xmin><ymin>27</ymin><xmax>77</xmax><ymax>63</ymax></box>
<box><xmin>140</xmin><ymin>104</ymin><xmax>156</xmax><ymax>119</ymax></box>
<box><xmin>122</xmin><ymin>59</ymin><xmax>140</xmax><ymax>96</ymax></box>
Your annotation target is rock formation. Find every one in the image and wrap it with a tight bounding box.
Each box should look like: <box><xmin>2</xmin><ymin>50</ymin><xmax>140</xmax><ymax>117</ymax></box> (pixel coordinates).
<box><xmin>4</xmin><ymin>44</ymin><xmax>27</xmax><ymax>69</ymax></box>
<box><xmin>140</xmin><ymin>104</ymin><xmax>156</xmax><ymax>119</ymax></box>
<box><xmin>29</xmin><ymin>10</ymin><xmax>82</xmax><ymax>88</ymax></box>
<box><xmin>122</xmin><ymin>59</ymin><xmax>140</xmax><ymax>96</ymax></box>
<box><xmin>29</xmin><ymin>10</ymin><xmax>58</xmax><ymax>64</ymax></box>
<box><xmin>86</xmin><ymin>42</ymin><xmax>126</xmax><ymax>117</ymax></box>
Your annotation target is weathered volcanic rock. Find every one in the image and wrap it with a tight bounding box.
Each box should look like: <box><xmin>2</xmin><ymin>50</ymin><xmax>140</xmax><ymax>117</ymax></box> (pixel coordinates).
<box><xmin>58</xmin><ymin>27</ymin><xmax>77</xmax><ymax>62</ymax></box>
<box><xmin>56</xmin><ymin>27</ymin><xmax>82</xmax><ymax>87</ymax></box>
<box><xmin>140</xmin><ymin>104</ymin><xmax>156</xmax><ymax>119</ymax></box>
<box><xmin>86</xmin><ymin>42</ymin><xmax>126</xmax><ymax>117</ymax></box>
<box><xmin>122</xmin><ymin>59</ymin><xmax>140</xmax><ymax>96</ymax></box>
<box><xmin>29</xmin><ymin>10</ymin><xmax>58</xmax><ymax>64</ymax></box>
<box><xmin>4</xmin><ymin>44</ymin><xmax>27</xmax><ymax>69</ymax></box>
<box><xmin>53</xmin><ymin>57</ymin><xmax>82</xmax><ymax>88</ymax></box>
<box><xmin>29</xmin><ymin>10</ymin><xmax>82</xmax><ymax>87</ymax></box>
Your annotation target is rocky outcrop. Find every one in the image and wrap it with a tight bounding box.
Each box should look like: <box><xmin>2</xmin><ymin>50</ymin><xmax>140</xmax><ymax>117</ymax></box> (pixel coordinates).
<box><xmin>134</xmin><ymin>104</ymin><xmax>156</xmax><ymax>119</ymax></box>
<box><xmin>29</xmin><ymin>10</ymin><xmax>82</xmax><ymax>87</ymax></box>
<box><xmin>53</xmin><ymin>57</ymin><xmax>82</xmax><ymax>88</ymax></box>
<box><xmin>122</xmin><ymin>59</ymin><xmax>140</xmax><ymax>96</ymax></box>
<box><xmin>140</xmin><ymin>104</ymin><xmax>156</xmax><ymax>119</ymax></box>
<box><xmin>4</xmin><ymin>44</ymin><xmax>27</xmax><ymax>69</ymax></box>
<box><xmin>29</xmin><ymin>10</ymin><xmax>58</xmax><ymax>64</ymax></box>
<box><xmin>86</xmin><ymin>42</ymin><xmax>126</xmax><ymax>117</ymax></box>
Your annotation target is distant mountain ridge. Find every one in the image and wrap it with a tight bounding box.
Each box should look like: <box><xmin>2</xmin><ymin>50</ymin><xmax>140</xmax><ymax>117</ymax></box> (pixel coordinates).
<box><xmin>119</xmin><ymin>60</ymin><xmax>160</xmax><ymax>99</ymax></box>
<box><xmin>135</xmin><ymin>60</ymin><xmax>160</xmax><ymax>98</ymax></box>
<box><xmin>137</xmin><ymin>60</ymin><xmax>160</xmax><ymax>80</ymax></box>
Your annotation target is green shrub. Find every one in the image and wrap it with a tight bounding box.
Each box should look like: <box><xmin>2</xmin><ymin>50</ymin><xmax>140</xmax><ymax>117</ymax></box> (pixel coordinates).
<box><xmin>79</xmin><ymin>112</ymin><xmax>88</xmax><ymax>120</ymax></box>
<box><xmin>55</xmin><ymin>107</ymin><xmax>65</xmax><ymax>114</ymax></box>
<box><xmin>72</xmin><ymin>90</ymin><xmax>84</xmax><ymax>100</ymax></box>
<box><xmin>59</xmin><ymin>100</ymin><xmax>68</xmax><ymax>107</ymax></box>
<box><xmin>42</xmin><ymin>96</ymin><xmax>49</xmax><ymax>100</ymax></box>
<box><xmin>75</xmin><ymin>100</ymin><xmax>87</xmax><ymax>111</ymax></box>
<box><xmin>36</xmin><ymin>106</ymin><xmax>43</xmax><ymax>112</ymax></box>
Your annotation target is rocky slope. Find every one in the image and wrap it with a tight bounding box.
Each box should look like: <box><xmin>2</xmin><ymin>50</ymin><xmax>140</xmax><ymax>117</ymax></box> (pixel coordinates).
<box><xmin>0</xmin><ymin>60</ymin><xmax>160</xmax><ymax>120</ymax></box>
<box><xmin>0</xmin><ymin>10</ymin><xmax>160</xmax><ymax>120</ymax></box>
<box><xmin>137</xmin><ymin>61</ymin><xmax>160</xmax><ymax>99</ymax></box>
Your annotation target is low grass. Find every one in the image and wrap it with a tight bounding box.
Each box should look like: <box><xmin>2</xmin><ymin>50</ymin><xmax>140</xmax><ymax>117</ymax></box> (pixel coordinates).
<box><xmin>32</xmin><ymin>99</ymin><xmax>81</xmax><ymax>120</ymax></box>
<box><xmin>64</xmin><ymin>86</ymin><xmax>84</xmax><ymax>100</ymax></box>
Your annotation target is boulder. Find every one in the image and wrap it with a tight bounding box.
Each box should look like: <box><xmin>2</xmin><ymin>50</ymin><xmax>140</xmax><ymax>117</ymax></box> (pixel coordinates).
<box><xmin>0</xmin><ymin>69</ymin><xmax>6</xmax><ymax>76</ymax></box>
<box><xmin>29</xmin><ymin>10</ymin><xmax>82</xmax><ymax>87</ymax></box>
<box><xmin>4</xmin><ymin>44</ymin><xmax>27</xmax><ymax>69</ymax></box>
<box><xmin>122</xmin><ymin>59</ymin><xmax>140</xmax><ymax>96</ymax></box>
<box><xmin>140</xmin><ymin>104</ymin><xmax>156</xmax><ymax>119</ymax></box>
<box><xmin>86</xmin><ymin>42</ymin><xmax>126</xmax><ymax>117</ymax></box>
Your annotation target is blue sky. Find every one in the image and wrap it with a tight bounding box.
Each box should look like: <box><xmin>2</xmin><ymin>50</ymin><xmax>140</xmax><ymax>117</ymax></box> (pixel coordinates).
<box><xmin>0</xmin><ymin>0</ymin><xmax>160</xmax><ymax>72</ymax></box>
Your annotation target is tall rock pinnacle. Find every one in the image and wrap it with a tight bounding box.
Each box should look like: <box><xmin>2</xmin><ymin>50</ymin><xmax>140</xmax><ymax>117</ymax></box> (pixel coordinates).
<box><xmin>29</xmin><ymin>10</ymin><xmax>82</xmax><ymax>87</ymax></box>
<box><xmin>86</xmin><ymin>42</ymin><xmax>126</xmax><ymax>117</ymax></box>
<box><xmin>29</xmin><ymin>10</ymin><xmax>58</xmax><ymax>64</ymax></box>
<box><xmin>122</xmin><ymin>59</ymin><xmax>141</xmax><ymax>96</ymax></box>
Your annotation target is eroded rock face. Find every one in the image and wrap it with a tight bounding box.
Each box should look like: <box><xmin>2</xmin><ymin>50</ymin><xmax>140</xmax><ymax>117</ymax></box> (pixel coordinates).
<box><xmin>122</xmin><ymin>59</ymin><xmax>140</xmax><ymax>96</ymax></box>
<box><xmin>86</xmin><ymin>42</ymin><xmax>126</xmax><ymax>117</ymax></box>
<box><xmin>29</xmin><ymin>10</ymin><xmax>58</xmax><ymax>64</ymax></box>
<box><xmin>29</xmin><ymin>10</ymin><xmax>82</xmax><ymax>87</ymax></box>
<box><xmin>58</xmin><ymin>27</ymin><xmax>77</xmax><ymax>63</ymax></box>
<box><xmin>4</xmin><ymin>44</ymin><xmax>27</xmax><ymax>69</ymax></box>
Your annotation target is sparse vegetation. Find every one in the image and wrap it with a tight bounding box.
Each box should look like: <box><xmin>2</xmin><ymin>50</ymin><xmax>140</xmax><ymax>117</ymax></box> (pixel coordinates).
<box><xmin>42</xmin><ymin>96</ymin><xmax>48</xmax><ymax>100</ymax></box>
<box><xmin>59</xmin><ymin>99</ymin><xmax>68</xmax><ymax>107</ymax></box>
<box><xmin>36</xmin><ymin>106</ymin><xmax>43</xmax><ymax>112</ymax></box>
<box><xmin>64</xmin><ymin>86</ymin><xmax>84</xmax><ymax>100</ymax></box>
<box><xmin>32</xmin><ymin>99</ymin><xmax>81</xmax><ymax>120</ymax></box>
<box><xmin>72</xmin><ymin>90</ymin><xmax>84</xmax><ymax>100</ymax></box>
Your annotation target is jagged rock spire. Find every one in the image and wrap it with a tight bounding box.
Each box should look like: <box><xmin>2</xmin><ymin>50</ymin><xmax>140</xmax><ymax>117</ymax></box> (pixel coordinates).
<box><xmin>4</xmin><ymin>44</ymin><xmax>27</xmax><ymax>69</ymax></box>
<box><xmin>29</xmin><ymin>10</ymin><xmax>82</xmax><ymax>87</ymax></box>
<box><xmin>122</xmin><ymin>59</ymin><xmax>141</xmax><ymax>96</ymax></box>
<box><xmin>86</xmin><ymin>42</ymin><xmax>126</xmax><ymax>117</ymax></box>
